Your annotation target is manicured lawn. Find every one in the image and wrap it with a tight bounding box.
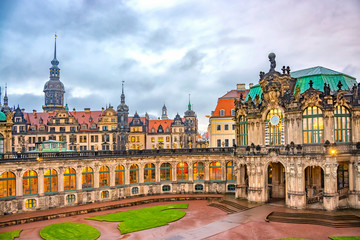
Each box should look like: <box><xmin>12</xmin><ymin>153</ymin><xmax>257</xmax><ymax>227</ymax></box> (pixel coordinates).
<box><xmin>329</xmin><ymin>237</ymin><xmax>360</xmax><ymax>240</ymax></box>
<box><xmin>0</xmin><ymin>230</ymin><xmax>22</xmax><ymax>240</ymax></box>
<box><xmin>87</xmin><ymin>203</ymin><xmax>188</xmax><ymax>234</ymax></box>
<box><xmin>40</xmin><ymin>222</ymin><xmax>100</xmax><ymax>240</ymax></box>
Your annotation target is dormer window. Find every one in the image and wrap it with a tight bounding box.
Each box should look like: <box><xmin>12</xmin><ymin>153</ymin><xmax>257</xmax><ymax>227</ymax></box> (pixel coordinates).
<box><xmin>231</xmin><ymin>109</ymin><xmax>235</xmax><ymax>116</ymax></box>
<box><xmin>151</xmin><ymin>128</ymin><xmax>155</xmax><ymax>133</ymax></box>
<box><xmin>220</xmin><ymin>109</ymin><xmax>225</xmax><ymax>116</ymax></box>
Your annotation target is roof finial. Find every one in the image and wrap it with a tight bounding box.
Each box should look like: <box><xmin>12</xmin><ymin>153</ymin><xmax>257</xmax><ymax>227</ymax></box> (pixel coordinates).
<box><xmin>54</xmin><ymin>33</ymin><xmax>57</xmax><ymax>59</ymax></box>
<box><xmin>51</xmin><ymin>34</ymin><xmax>59</xmax><ymax>67</ymax></box>
<box><xmin>4</xmin><ymin>83</ymin><xmax>8</xmax><ymax>106</ymax></box>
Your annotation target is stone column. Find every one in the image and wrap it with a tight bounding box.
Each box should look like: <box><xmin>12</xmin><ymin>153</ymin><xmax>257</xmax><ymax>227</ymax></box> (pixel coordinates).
<box><xmin>205</xmin><ymin>162</ymin><xmax>210</xmax><ymax>181</ymax></box>
<box><xmin>324</xmin><ymin>110</ymin><xmax>334</xmax><ymax>143</ymax></box>
<box><xmin>109</xmin><ymin>165</ymin><xmax>115</xmax><ymax>187</ymax></box>
<box><xmin>172</xmin><ymin>163</ymin><xmax>176</xmax><ymax>182</ymax></box>
<box><xmin>76</xmin><ymin>166</ymin><xmax>83</xmax><ymax>191</ymax></box>
<box><xmin>139</xmin><ymin>163</ymin><xmax>144</xmax><ymax>184</ymax></box>
<box><xmin>323</xmin><ymin>159</ymin><xmax>339</xmax><ymax>211</ymax></box>
<box><xmin>189</xmin><ymin>162</ymin><xmax>193</xmax><ymax>182</ymax></box>
<box><xmin>38</xmin><ymin>168</ymin><xmax>44</xmax><ymax>196</ymax></box>
<box><xmin>58</xmin><ymin>167</ymin><xmax>64</xmax><ymax>193</ymax></box>
<box><xmin>286</xmin><ymin>159</ymin><xmax>306</xmax><ymax>209</ymax></box>
<box><xmin>236</xmin><ymin>164</ymin><xmax>247</xmax><ymax>199</ymax></box>
<box><xmin>125</xmin><ymin>164</ymin><xmax>130</xmax><ymax>185</ymax></box>
<box><xmin>349</xmin><ymin>158</ymin><xmax>360</xmax><ymax>209</ymax></box>
<box><xmin>93</xmin><ymin>165</ymin><xmax>99</xmax><ymax>189</ymax></box>
<box><xmin>16</xmin><ymin>169</ymin><xmax>23</xmax><ymax>197</ymax></box>
<box><xmin>155</xmin><ymin>162</ymin><xmax>161</xmax><ymax>183</ymax></box>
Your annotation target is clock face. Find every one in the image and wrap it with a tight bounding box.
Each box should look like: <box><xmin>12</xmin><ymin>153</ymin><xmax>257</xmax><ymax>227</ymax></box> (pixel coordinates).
<box><xmin>270</xmin><ymin>115</ymin><xmax>280</xmax><ymax>126</ymax></box>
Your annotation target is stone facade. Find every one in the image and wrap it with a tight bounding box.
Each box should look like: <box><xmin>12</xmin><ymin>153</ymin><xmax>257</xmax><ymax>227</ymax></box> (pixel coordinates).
<box><xmin>234</xmin><ymin>53</ymin><xmax>360</xmax><ymax>211</ymax></box>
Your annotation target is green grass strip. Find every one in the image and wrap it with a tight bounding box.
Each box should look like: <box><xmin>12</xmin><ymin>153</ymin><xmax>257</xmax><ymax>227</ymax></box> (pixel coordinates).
<box><xmin>0</xmin><ymin>230</ymin><xmax>22</xmax><ymax>240</ymax></box>
<box><xmin>87</xmin><ymin>203</ymin><xmax>188</xmax><ymax>234</ymax></box>
<box><xmin>40</xmin><ymin>222</ymin><xmax>100</xmax><ymax>240</ymax></box>
<box><xmin>329</xmin><ymin>237</ymin><xmax>360</xmax><ymax>240</ymax></box>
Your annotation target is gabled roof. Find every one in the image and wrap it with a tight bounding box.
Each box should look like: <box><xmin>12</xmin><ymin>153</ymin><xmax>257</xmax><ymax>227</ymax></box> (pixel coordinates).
<box><xmin>212</xmin><ymin>89</ymin><xmax>249</xmax><ymax>118</ymax></box>
<box><xmin>148</xmin><ymin>119</ymin><xmax>173</xmax><ymax>133</ymax></box>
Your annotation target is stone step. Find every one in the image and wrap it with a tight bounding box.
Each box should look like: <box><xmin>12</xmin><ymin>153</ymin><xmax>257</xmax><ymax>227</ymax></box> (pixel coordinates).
<box><xmin>220</xmin><ymin>200</ymin><xmax>248</xmax><ymax>211</ymax></box>
<box><xmin>208</xmin><ymin>203</ymin><xmax>237</xmax><ymax>214</ymax></box>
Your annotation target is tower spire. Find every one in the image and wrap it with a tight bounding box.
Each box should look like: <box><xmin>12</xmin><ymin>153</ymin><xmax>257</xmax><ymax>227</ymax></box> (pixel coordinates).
<box><xmin>4</xmin><ymin>83</ymin><xmax>8</xmax><ymax>106</ymax></box>
<box><xmin>188</xmin><ymin>93</ymin><xmax>191</xmax><ymax>110</ymax></box>
<box><xmin>54</xmin><ymin>34</ymin><xmax>57</xmax><ymax>59</ymax></box>
<box><xmin>51</xmin><ymin>34</ymin><xmax>59</xmax><ymax>67</ymax></box>
<box><xmin>121</xmin><ymin>81</ymin><xmax>125</xmax><ymax>104</ymax></box>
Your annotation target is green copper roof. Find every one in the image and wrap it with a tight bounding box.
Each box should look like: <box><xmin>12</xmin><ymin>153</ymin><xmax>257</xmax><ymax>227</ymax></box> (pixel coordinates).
<box><xmin>245</xmin><ymin>66</ymin><xmax>357</xmax><ymax>102</ymax></box>
<box><xmin>291</xmin><ymin>66</ymin><xmax>357</xmax><ymax>94</ymax></box>
<box><xmin>0</xmin><ymin>112</ymin><xmax>6</xmax><ymax>122</ymax></box>
<box><xmin>245</xmin><ymin>84</ymin><xmax>262</xmax><ymax>101</ymax></box>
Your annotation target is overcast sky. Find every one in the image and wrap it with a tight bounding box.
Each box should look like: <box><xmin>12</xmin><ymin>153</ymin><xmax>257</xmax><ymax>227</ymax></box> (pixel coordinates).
<box><xmin>0</xmin><ymin>0</ymin><xmax>359</xmax><ymax>132</ymax></box>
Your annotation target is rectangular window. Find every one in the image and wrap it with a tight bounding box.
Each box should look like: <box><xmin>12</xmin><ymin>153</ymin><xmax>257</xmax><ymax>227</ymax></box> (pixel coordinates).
<box><xmin>216</xmin><ymin>125</ymin><xmax>221</xmax><ymax>131</ymax></box>
<box><xmin>224</xmin><ymin>124</ymin><xmax>229</xmax><ymax>130</ymax></box>
<box><xmin>225</xmin><ymin>139</ymin><xmax>229</xmax><ymax>147</ymax></box>
<box><xmin>217</xmin><ymin>139</ymin><xmax>221</xmax><ymax>147</ymax></box>
<box><xmin>50</xmin><ymin>127</ymin><xmax>55</xmax><ymax>133</ymax></box>
<box><xmin>60</xmin><ymin>127</ymin><xmax>65</xmax><ymax>132</ymax></box>
<box><xmin>70</xmin><ymin>127</ymin><xmax>76</xmax><ymax>132</ymax></box>
<box><xmin>232</xmin><ymin>139</ymin><xmax>235</xmax><ymax>147</ymax></box>
<box><xmin>232</xmin><ymin>124</ymin><xmax>235</xmax><ymax>130</ymax></box>
<box><xmin>102</xmin><ymin>126</ymin><xmax>108</xmax><ymax>131</ymax></box>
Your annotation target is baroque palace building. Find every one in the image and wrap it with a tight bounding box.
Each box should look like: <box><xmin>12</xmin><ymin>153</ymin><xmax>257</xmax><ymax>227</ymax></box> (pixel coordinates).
<box><xmin>0</xmin><ymin>48</ymin><xmax>359</xmax><ymax>214</ymax></box>
<box><xmin>233</xmin><ymin>53</ymin><xmax>360</xmax><ymax>211</ymax></box>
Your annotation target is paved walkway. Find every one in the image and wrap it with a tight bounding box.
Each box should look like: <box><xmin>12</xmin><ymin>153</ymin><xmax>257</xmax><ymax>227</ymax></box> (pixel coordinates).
<box><xmin>0</xmin><ymin>194</ymin><xmax>222</xmax><ymax>225</ymax></box>
<box><xmin>165</xmin><ymin>204</ymin><xmax>279</xmax><ymax>240</ymax></box>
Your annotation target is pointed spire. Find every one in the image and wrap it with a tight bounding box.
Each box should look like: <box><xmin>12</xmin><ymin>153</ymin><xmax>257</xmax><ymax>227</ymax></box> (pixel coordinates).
<box><xmin>51</xmin><ymin>34</ymin><xmax>59</xmax><ymax>67</ymax></box>
<box><xmin>0</xmin><ymin>86</ymin><xmax>2</xmax><ymax>106</ymax></box>
<box><xmin>4</xmin><ymin>83</ymin><xmax>8</xmax><ymax>106</ymax></box>
<box><xmin>121</xmin><ymin>80</ymin><xmax>125</xmax><ymax>104</ymax></box>
<box><xmin>188</xmin><ymin>94</ymin><xmax>191</xmax><ymax>110</ymax></box>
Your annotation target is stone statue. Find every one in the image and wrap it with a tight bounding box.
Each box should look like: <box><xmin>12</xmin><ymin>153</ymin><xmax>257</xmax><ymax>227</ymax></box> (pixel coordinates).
<box><xmin>324</xmin><ymin>83</ymin><xmax>330</xmax><ymax>96</ymax></box>
<box><xmin>269</xmin><ymin>53</ymin><xmax>276</xmax><ymax>71</ymax></box>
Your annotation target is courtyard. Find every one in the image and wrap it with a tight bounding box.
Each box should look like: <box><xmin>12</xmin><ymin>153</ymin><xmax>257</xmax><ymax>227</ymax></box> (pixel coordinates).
<box><xmin>0</xmin><ymin>195</ymin><xmax>359</xmax><ymax>240</ymax></box>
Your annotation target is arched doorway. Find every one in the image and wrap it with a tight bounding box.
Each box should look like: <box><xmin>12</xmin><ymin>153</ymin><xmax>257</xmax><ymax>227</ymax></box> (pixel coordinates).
<box><xmin>305</xmin><ymin>166</ymin><xmax>324</xmax><ymax>205</ymax></box>
<box><xmin>267</xmin><ymin>162</ymin><xmax>286</xmax><ymax>201</ymax></box>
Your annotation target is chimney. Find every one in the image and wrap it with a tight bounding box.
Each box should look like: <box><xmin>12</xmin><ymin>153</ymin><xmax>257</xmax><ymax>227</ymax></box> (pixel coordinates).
<box><xmin>249</xmin><ymin>83</ymin><xmax>254</xmax><ymax>88</ymax></box>
<box><xmin>73</xmin><ymin>108</ymin><xmax>76</xmax><ymax>113</ymax></box>
<box><xmin>237</xmin><ymin>84</ymin><xmax>245</xmax><ymax>90</ymax></box>
<box><xmin>21</xmin><ymin>108</ymin><xmax>25</xmax><ymax>113</ymax></box>
<box><xmin>84</xmin><ymin>108</ymin><xmax>90</xmax><ymax>113</ymax></box>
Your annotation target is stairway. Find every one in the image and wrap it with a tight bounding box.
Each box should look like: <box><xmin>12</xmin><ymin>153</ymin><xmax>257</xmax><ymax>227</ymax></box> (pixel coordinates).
<box><xmin>266</xmin><ymin>211</ymin><xmax>360</xmax><ymax>228</ymax></box>
<box><xmin>208</xmin><ymin>200</ymin><xmax>249</xmax><ymax>214</ymax></box>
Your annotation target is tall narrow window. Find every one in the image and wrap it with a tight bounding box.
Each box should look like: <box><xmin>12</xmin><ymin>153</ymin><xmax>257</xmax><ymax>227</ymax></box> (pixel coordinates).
<box><xmin>64</xmin><ymin>168</ymin><xmax>76</xmax><ymax>191</ymax></box>
<box><xmin>210</xmin><ymin>161</ymin><xmax>222</xmax><ymax>181</ymax></box>
<box><xmin>82</xmin><ymin>167</ymin><xmax>94</xmax><ymax>190</ymax></box>
<box><xmin>337</xmin><ymin>163</ymin><xmax>349</xmax><ymax>190</ymax></box>
<box><xmin>0</xmin><ymin>134</ymin><xmax>4</xmax><ymax>154</ymax></box>
<box><xmin>238</xmin><ymin>116</ymin><xmax>248</xmax><ymax>146</ymax></box>
<box><xmin>160</xmin><ymin>163</ymin><xmax>172</xmax><ymax>182</ymax></box>
<box><xmin>226</xmin><ymin>161</ymin><xmax>235</xmax><ymax>182</ymax></box>
<box><xmin>177</xmin><ymin>162</ymin><xmax>188</xmax><ymax>182</ymax></box>
<box><xmin>334</xmin><ymin>106</ymin><xmax>351</xmax><ymax>143</ymax></box>
<box><xmin>23</xmin><ymin>170</ymin><xmax>38</xmax><ymax>195</ymax></box>
<box><xmin>0</xmin><ymin>172</ymin><xmax>16</xmax><ymax>198</ymax></box>
<box><xmin>144</xmin><ymin>163</ymin><xmax>155</xmax><ymax>183</ymax></box>
<box><xmin>130</xmin><ymin>164</ymin><xmax>139</xmax><ymax>184</ymax></box>
<box><xmin>44</xmin><ymin>169</ymin><xmax>58</xmax><ymax>194</ymax></box>
<box><xmin>115</xmin><ymin>165</ymin><xmax>125</xmax><ymax>186</ymax></box>
<box><xmin>303</xmin><ymin>106</ymin><xmax>324</xmax><ymax>144</ymax></box>
<box><xmin>193</xmin><ymin>162</ymin><xmax>205</xmax><ymax>181</ymax></box>
<box><xmin>99</xmin><ymin>166</ymin><xmax>109</xmax><ymax>188</ymax></box>
<box><xmin>265</xmin><ymin>109</ymin><xmax>284</xmax><ymax>145</ymax></box>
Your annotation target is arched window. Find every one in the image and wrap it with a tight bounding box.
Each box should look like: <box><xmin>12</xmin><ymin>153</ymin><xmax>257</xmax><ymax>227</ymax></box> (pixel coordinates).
<box><xmin>160</xmin><ymin>163</ymin><xmax>172</xmax><ymax>182</ymax></box>
<box><xmin>23</xmin><ymin>170</ymin><xmax>38</xmax><ymax>195</ymax></box>
<box><xmin>144</xmin><ymin>163</ymin><xmax>155</xmax><ymax>183</ymax></box>
<box><xmin>0</xmin><ymin>134</ymin><xmax>4</xmax><ymax>154</ymax></box>
<box><xmin>220</xmin><ymin>109</ymin><xmax>225</xmax><ymax>116</ymax></box>
<box><xmin>226</xmin><ymin>161</ymin><xmax>235</xmax><ymax>182</ymax></box>
<box><xmin>115</xmin><ymin>165</ymin><xmax>125</xmax><ymax>186</ymax></box>
<box><xmin>99</xmin><ymin>166</ymin><xmax>109</xmax><ymax>188</ymax></box>
<box><xmin>334</xmin><ymin>106</ymin><xmax>351</xmax><ymax>143</ymax></box>
<box><xmin>193</xmin><ymin>162</ymin><xmax>205</xmax><ymax>181</ymax></box>
<box><xmin>177</xmin><ymin>162</ymin><xmax>188</xmax><ymax>182</ymax></box>
<box><xmin>64</xmin><ymin>168</ymin><xmax>76</xmax><ymax>191</ymax></box>
<box><xmin>210</xmin><ymin>162</ymin><xmax>222</xmax><ymax>181</ymax></box>
<box><xmin>0</xmin><ymin>172</ymin><xmax>15</xmax><ymax>198</ymax></box>
<box><xmin>82</xmin><ymin>167</ymin><xmax>94</xmax><ymax>189</ymax></box>
<box><xmin>130</xmin><ymin>164</ymin><xmax>139</xmax><ymax>184</ymax></box>
<box><xmin>238</xmin><ymin>116</ymin><xmax>248</xmax><ymax>146</ymax></box>
<box><xmin>265</xmin><ymin>109</ymin><xmax>284</xmax><ymax>145</ymax></box>
<box><xmin>44</xmin><ymin>169</ymin><xmax>58</xmax><ymax>194</ymax></box>
<box><xmin>303</xmin><ymin>106</ymin><xmax>324</xmax><ymax>144</ymax></box>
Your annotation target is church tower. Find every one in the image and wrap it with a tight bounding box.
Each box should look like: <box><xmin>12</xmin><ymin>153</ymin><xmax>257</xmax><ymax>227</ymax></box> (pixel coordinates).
<box><xmin>161</xmin><ymin>104</ymin><xmax>168</xmax><ymax>120</ymax></box>
<box><xmin>43</xmin><ymin>35</ymin><xmax>65</xmax><ymax>112</ymax></box>
<box><xmin>117</xmin><ymin>81</ymin><xmax>129</xmax><ymax>150</ymax></box>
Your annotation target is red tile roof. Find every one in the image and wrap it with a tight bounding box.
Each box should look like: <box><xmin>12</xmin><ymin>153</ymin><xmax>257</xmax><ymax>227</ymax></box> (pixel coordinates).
<box><xmin>212</xmin><ymin>89</ymin><xmax>249</xmax><ymax>117</ymax></box>
<box><xmin>69</xmin><ymin>111</ymin><xmax>103</xmax><ymax>125</ymax></box>
<box><xmin>148</xmin><ymin>119</ymin><xmax>173</xmax><ymax>133</ymax></box>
